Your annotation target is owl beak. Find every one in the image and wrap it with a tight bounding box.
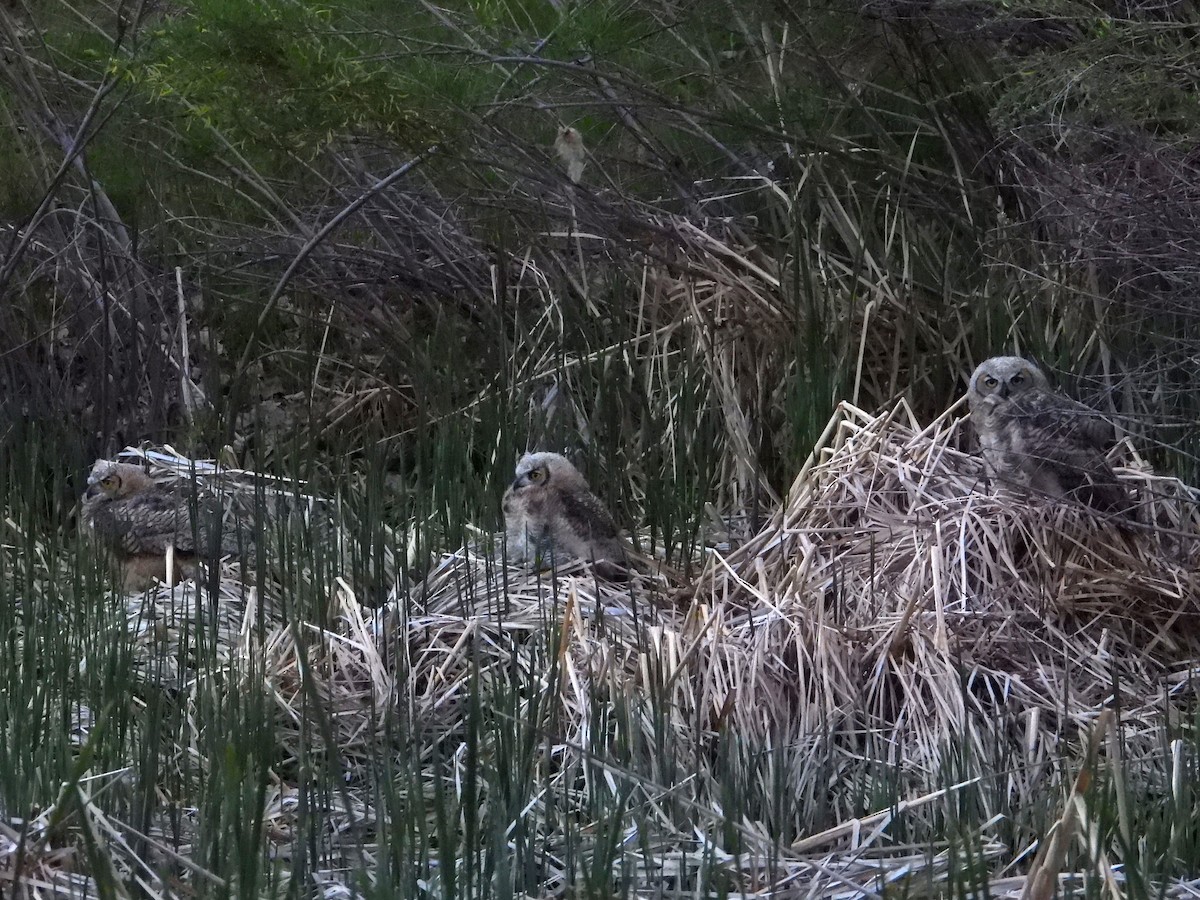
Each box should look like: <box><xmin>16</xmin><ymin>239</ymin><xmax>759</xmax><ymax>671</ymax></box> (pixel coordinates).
<box><xmin>998</xmin><ymin>384</ymin><xmax>1010</xmax><ymax>399</ymax></box>
<box><xmin>84</xmin><ymin>483</ymin><xmax>100</xmax><ymax>499</ymax></box>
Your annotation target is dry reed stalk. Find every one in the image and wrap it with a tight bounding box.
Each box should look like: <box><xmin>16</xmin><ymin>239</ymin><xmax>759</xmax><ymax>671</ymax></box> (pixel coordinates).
<box><xmin>69</xmin><ymin>422</ymin><xmax>1200</xmax><ymax>895</ymax></box>
<box><xmin>690</xmin><ymin>399</ymin><xmax>1200</xmax><ymax>845</ymax></box>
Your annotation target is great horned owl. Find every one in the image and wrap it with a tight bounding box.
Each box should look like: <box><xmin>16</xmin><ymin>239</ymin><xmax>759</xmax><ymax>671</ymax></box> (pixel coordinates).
<box><xmin>81</xmin><ymin>460</ymin><xmax>245</xmax><ymax>590</ymax></box>
<box><xmin>554</xmin><ymin>126</ymin><xmax>586</xmax><ymax>184</ymax></box>
<box><xmin>501</xmin><ymin>452</ymin><xmax>626</xmax><ymax>571</ymax></box>
<box><xmin>967</xmin><ymin>356</ymin><xmax>1130</xmax><ymax>514</ymax></box>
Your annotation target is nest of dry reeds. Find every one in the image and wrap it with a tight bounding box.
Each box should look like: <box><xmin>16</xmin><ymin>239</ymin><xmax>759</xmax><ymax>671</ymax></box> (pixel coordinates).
<box><xmin>352</xmin><ymin>400</ymin><xmax>1199</xmax><ymax>891</ymax></box>
<box><xmin>686</xmin><ymin>399</ymin><xmax>1200</xmax><ymax>850</ymax></box>
<box><xmin>98</xmin><ymin>447</ymin><xmax>326</xmax><ymax>686</ymax></box>
<box><xmin>91</xmin><ymin>410</ymin><xmax>1200</xmax><ymax>894</ymax></box>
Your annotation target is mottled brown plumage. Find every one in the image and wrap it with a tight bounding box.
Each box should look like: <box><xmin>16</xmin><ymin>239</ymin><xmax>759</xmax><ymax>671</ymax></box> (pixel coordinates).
<box><xmin>502</xmin><ymin>452</ymin><xmax>626</xmax><ymax>571</ymax></box>
<box><xmin>967</xmin><ymin>357</ymin><xmax>1130</xmax><ymax>515</ymax></box>
<box><xmin>81</xmin><ymin>460</ymin><xmax>243</xmax><ymax>590</ymax></box>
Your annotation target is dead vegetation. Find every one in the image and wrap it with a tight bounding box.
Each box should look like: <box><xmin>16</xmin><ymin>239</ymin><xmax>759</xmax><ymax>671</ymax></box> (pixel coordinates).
<box><xmin>20</xmin><ymin>399</ymin><xmax>1199</xmax><ymax>897</ymax></box>
<box><xmin>3</xmin><ymin>1</ymin><xmax>1200</xmax><ymax>895</ymax></box>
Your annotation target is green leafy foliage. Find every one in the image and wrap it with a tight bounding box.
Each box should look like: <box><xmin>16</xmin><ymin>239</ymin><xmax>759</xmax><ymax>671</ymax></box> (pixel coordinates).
<box><xmin>991</xmin><ymin>1</ymin><xmax>1200</xmax><ymax>139</ymax></box>
<box><xmin>120</xmin><ymin>0</ymin><xmax>434</xmax><ymax>160</ymax></box>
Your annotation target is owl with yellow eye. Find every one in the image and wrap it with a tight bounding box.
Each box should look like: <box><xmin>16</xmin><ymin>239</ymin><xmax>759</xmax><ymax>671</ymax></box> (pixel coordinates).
<box><xmin>81</xmin><ymin>460</ymin><xmax>244</xmax><ymax>590</ymax></box>
<box><xmin>501</xmin><ymin>452</ymin><xmax>627</xmax><ymax>570</ymax></box>
<box><xmin>967</xmin><ymin>356</ymin><xmax>1130</xmax><ymax>515</ymax></box>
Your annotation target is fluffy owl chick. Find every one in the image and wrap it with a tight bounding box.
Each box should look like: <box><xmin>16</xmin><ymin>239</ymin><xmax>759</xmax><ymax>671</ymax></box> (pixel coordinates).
<box><xmin>502</xmin><ymin>452</ymin><xmax>627</xmax><ymax>572</ymax></box>
<box><xmin>554</xmin><ymin>126</ymin><xmax>586</xmax><ymax>184</ymax></box>
<box><xmin>82</xmin><ymin>460</ymin><xmax>244</xmax><ymax>590</ymax></box>
<box><xmin>967</xmin><ymin>356</ymin><xmax>1129</xmax><ymax>515</ymax></box>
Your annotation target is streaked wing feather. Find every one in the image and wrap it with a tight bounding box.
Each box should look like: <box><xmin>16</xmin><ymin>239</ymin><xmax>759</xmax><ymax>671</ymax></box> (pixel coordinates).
<box><xmin>559</xmin><ymin>490</ymin><xmax>619</xmax><ymax>542</ymax></box>
<box><xmin>1016</xmin><ymin>392</ymin><xmax>1129</xmax><ymax>513</ymax></box>
<box><xmin>1017</xmin><ymin>392</ymin><xmax>1113</xmax><ymax>449</ymax></box>
<box><xmin>92</xmin><ymin>491</ymin><xmax>234</xmax><ymax>557</ymax></box>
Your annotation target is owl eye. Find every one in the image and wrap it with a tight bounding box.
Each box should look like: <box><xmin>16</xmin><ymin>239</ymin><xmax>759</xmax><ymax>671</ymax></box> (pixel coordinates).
<box><xmin>527</xmin><ymin>469</ymin><xmax>545</xmax><ymax>483</ymax></box>
<box><xmin>99</xmin><ymin>475</ymin><xmax>117</xmax><ymax>489</ymax></box>
<box><xmin>1011</xmin><ymin>373</ymin><xmax>1025</xmax><ymax>384</ymax></box>
<box><xmin>983</xmin><ymin>376</ymin><xmax>998</xmax><ymax>387</ymax></box>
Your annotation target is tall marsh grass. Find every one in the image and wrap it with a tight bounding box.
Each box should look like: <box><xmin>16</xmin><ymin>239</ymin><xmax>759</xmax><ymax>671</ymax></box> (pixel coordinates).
<box><xmin>3</xmin><ymin>0</ymin><xmax>1200</xmax><ymax>895</ymax></box>
<box><xmin>3</xmin><ymin>414</ymin><xmax>1200</xmax><ymax>897</ymax></box>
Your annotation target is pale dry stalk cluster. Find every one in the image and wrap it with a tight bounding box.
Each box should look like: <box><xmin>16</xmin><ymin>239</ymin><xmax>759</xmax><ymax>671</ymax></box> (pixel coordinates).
<box><xmin>28</xmin><ymin>398</ymin><xmax>1198</xmax><ymax>897</ymax></box>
